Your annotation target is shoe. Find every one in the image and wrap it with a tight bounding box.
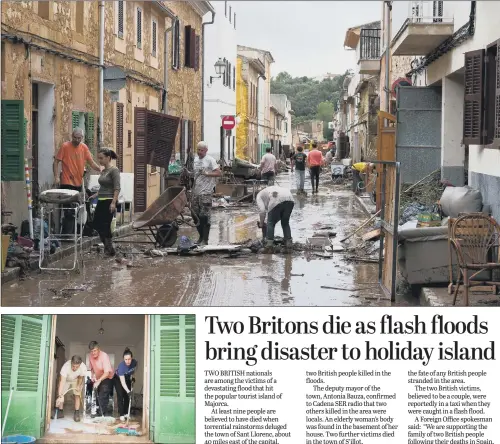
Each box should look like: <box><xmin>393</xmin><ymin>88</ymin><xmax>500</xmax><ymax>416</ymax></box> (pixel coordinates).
<box><xmin>74</xmin><ymin>410</ymin><xmax>80</xmax><ymax>422</ymax></box>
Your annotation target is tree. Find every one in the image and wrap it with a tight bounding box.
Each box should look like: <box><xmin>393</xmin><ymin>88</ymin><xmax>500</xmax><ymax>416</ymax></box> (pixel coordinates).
<box><xmin>316</xmin><ymin>101</ymin><xmax>334</xmax><ymax>122</ymax></box>
<box><xmin>270</xmin><ymin>71</ymin><xmax>347</xmax><ymax>133</ymax></box>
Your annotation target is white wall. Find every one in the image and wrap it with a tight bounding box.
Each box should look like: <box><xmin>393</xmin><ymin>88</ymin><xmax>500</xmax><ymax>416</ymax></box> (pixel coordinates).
<box><xmin>55</xmin><ymin>315</ymin><xmax>146</xmax><ymax>395</ymax></box>
<box><xmin>37</xmin><ymin>83</ymin><xmax>55</xmax><ymax>191</ymax></box>
<box><xmin>203</xmin><ymin>1</ymin><xmax>237</xmax><ymax>161</ymax></box>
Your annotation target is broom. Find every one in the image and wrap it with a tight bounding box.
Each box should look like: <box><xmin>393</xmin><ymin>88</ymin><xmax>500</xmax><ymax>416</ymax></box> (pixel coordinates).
<box><xmin>115</xmin><ymin>382</ymin><xmax>141</xmax><ymax>436</ymax></box>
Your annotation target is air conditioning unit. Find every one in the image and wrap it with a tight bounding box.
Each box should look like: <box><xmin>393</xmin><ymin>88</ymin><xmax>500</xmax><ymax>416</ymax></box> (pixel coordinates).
<box><xmin>328</xmin><ymin>122</ymin><xmax>334</xmax><ymax>129</ymax></box>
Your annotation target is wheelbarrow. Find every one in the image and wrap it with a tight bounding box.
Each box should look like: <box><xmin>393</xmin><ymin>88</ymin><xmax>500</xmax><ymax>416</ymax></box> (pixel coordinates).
<box><xmin>115</xmin><ymin>187</ymin><xmax>197</xmax><ymax>248</ymax></box>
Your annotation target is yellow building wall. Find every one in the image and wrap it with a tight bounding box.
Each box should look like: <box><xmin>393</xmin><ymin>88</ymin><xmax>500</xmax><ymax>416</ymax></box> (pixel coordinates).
<box><xmin>236</xmin><ymin>58</ymin><xmax>249</xmax><ymax>160</ymax></box>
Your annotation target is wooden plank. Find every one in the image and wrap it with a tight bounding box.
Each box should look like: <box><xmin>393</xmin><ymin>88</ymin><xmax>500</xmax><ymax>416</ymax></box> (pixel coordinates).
<box><xmin>448</xmin><ymin>284</ymin><xmax>497</xmax><ymax>294</ymax></box>
<box><xmin>362</xmin><ymin>228</ymin><xmax>381</xmax><ymax>241</ymax></box>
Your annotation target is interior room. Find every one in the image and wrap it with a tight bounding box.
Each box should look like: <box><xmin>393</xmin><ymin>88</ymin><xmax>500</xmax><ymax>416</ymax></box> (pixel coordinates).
<box><xmin>45</xmin><ymin>315</ymin><xmax>147</xmax><ymax>441</ymax></box>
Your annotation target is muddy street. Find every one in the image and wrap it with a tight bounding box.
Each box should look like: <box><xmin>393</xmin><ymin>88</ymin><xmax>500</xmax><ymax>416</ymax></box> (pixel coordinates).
<box><xmin>2</xmin><ymin>174</ymin><xmax>419</xmax><ymax>307</ymax></box>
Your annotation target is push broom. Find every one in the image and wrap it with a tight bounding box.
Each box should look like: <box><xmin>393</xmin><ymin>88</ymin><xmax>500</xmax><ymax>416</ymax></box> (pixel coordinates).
<box><xmin>115</xmin><ymin>382</ymin><xmax>141</xmax><ymax>436</ymax></box>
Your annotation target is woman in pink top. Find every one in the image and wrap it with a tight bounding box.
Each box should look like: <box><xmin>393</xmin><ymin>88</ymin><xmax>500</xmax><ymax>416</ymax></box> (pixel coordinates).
<box><xmin>307</xmin><ymin>143</ymin><xmax>324</xmax><ymax>194</ymax></box>
<box><xmin>88</xmin><ymin>341</ymin><xmax>114</xmax><ymax>417</ymax></box>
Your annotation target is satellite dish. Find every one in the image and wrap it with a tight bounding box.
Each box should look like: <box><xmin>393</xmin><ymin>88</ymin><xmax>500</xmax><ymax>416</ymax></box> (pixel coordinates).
<box><xmin>391</xmin><ymin>77</ymin><xmax>412</xmax><ymax>98</ymax></box>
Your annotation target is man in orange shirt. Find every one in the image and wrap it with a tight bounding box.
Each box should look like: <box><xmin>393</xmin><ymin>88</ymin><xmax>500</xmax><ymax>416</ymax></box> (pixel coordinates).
<box><xmin>54</xmin><ymin>128</ymin><xmax>101</xmax><ymax>189</ymax></box>
<box><xmin>88</xmin><ymin>341</ymin><xmax>114</xmax><ymax>417</ymax></box>
<box><xmin>53</xmin><ymin>128</ymin><xmax>101</xmax><ymax>234</ymax></box>
<box><xmin>307</xmin><ymin>143</ymin><xmax>324</xmax><ymax>194</ymax></box>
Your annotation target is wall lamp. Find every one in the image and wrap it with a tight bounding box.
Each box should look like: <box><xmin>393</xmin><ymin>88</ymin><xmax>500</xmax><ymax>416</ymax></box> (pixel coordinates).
<box><xmin>210</xmin><ymin>57</ymin><xmax>227</xmax><ymax>84</ymax></box>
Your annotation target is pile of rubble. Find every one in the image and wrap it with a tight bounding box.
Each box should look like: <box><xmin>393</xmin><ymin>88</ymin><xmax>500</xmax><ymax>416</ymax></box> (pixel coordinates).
<box><xmin>399</xmin><ymin>169</ymin><xmax>446</xmax><ymax>225</ymax></box>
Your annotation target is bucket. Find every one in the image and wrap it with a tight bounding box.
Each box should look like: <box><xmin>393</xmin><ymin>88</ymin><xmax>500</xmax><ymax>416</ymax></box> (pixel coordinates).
<box><xmin>1</xmin><ymin>234</ymin><xmax>10</xmax><ymax>272</ymax></box>
<box><xmin>1</xmin><ymin>436</ymin><xmax>36</xmax><ymax>443</ymax></box>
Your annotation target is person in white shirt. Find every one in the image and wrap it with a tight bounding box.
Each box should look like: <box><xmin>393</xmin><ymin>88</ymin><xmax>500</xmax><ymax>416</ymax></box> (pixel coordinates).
<box><xmin>256</xmin><ymin>185</ymin><xmax>295</xmax><ymax>250</ymax></box>
<box><xmin>260</xmin><ymin>147</ymin><xmax>277</xmax><ymax>185</ymax></box>
<box><xmin>192</xmin><ymin>141</ymin><xmax>221</xmax><ymax>246</ymax></box>
<box><xmin>52</xmin><ymin>355</ymin><xmax>87</xmax><ymax>422</ymax></box>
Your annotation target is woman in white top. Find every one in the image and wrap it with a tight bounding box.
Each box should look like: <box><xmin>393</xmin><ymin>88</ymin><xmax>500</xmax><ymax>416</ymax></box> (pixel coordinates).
<box><xmin>256</xmin><ymin>185</ymin><xmax>295</xmax><ymax>249</ymax></box>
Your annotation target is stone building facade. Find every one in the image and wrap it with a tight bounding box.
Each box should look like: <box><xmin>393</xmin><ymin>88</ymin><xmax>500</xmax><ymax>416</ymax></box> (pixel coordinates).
<box><xmin>1</xmin><ymin>0</ymin><xmax>211</xmax><ymax>225</ymax></box>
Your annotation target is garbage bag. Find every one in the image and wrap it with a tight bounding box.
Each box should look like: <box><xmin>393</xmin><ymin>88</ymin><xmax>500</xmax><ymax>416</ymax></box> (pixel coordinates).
<box><xmin>168</xmin><ymin>161</ymin><xmax>182</xmax><ymax>175</ymax></box>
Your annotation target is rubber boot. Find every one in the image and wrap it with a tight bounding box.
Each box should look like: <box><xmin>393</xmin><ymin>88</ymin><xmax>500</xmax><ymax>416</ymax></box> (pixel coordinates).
<box><xmin>202</xmin><ymin>223</ymin><xmax>211</xmax><ymax>246</ymax></box>
<box><xmin>104</xmin><ymin>238</ymin><xmax>116</xmax><ymax>256</ymax></box>
<box><xmin>195</xmin><ymin>223</ymin><xmax>203</xmax><ymax>244</ymax></box>
<box><xmin>198</xmin><ymin>217</ymin><xmax>207</xmax><ymax>246</ymax></box>
<box><xmin>262</xmin><ymin>239</ymin><xmax>275</xmax><ymax>254</ymax></box>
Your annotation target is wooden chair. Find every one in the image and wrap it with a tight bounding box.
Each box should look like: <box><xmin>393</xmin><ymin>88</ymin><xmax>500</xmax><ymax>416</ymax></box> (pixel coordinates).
<box><xmin>448</xmin><ymin>213</ymin><xmax>500</xmax><ymax>306</ymax></box>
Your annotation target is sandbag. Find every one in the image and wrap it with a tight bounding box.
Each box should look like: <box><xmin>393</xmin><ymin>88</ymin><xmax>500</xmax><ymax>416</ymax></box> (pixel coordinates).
<box><xmin>440</xmin><ymin>186</ymin><xmax>482</xmax><ymax>218</ymax></box>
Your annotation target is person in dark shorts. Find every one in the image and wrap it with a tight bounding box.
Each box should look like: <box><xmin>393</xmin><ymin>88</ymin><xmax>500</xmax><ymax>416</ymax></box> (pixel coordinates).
<box><xmin>292</xmin><ymin>146</ymin><xmax>307</xmax><ymax>195</ymax></box>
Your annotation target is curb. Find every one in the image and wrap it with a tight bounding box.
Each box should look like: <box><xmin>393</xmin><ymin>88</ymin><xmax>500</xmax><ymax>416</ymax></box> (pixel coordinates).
<box><xmin>1</xmin><ymin>223</ymin><xmax>132</xmax><ymax>285</ymax></box>
<box><xmin>419</xmin><ymin>287</ymin><xmax>446</xmax><ymax>307</ymax></box>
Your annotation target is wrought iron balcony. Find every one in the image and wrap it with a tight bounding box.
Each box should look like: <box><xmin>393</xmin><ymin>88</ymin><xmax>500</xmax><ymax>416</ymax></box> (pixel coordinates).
<box><xmin>358</xmin><ymin>28</ymin><xmax>381</xmax><ymax>74</ymax></box>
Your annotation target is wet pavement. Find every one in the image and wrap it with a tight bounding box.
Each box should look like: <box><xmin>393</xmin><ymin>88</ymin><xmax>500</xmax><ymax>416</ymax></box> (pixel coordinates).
<box><xmin>1</xmin><ymin>173</ymin><xmax>421</xmax><ymax>307</ymax></box>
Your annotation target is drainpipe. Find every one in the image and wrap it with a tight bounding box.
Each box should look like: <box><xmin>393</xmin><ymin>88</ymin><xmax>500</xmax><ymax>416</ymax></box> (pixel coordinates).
<box><xmin>201</xmin><ymin>10</ymin><xmax>216</xmax><ymax>140</ymax></box>
<box><xmin>160</xmin><ymin>26</ymin><xmax>173</xmax><ymax>194</ymax></box>
<box><xmin>384</xmin><ymin>1</ymin><xmax>392</xmax><ymax>113</ymax></box>
<box><xmin>98</xmin><ymin>0</ymin><xmax>105</xmax><ymax>148</ymax></box>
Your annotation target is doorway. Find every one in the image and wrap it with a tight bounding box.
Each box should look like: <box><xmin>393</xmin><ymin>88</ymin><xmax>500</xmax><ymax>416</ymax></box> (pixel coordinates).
<box><xmin>44</xmin><ymin>315</ymin><xmax>149</xmax><ymax>443</ymax></box>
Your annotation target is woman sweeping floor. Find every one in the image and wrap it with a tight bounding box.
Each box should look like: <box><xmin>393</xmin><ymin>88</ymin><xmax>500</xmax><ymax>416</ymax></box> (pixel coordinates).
<box><xmin>114</xmin><ymin>347</ymin><xmax>138</xmax><ymax>421</ymax></box>
<box><xmin>91</xmin><ymin>149</ymin><xmax>121</xmax><ymax>256</ymax></box>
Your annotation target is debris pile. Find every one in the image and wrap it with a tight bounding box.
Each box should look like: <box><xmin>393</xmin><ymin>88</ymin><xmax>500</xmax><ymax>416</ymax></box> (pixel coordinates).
<box><xmin>399</xmin><ymin>169</ymin><xmax>445</xmax><ymax>225</ymax></box>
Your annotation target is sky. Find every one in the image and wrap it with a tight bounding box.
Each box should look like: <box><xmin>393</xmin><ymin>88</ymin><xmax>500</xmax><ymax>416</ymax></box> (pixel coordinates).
<box><xmin>231</xmin><ymin>0</ymin><xmax>382</xmax><ymax>78</ymax></box>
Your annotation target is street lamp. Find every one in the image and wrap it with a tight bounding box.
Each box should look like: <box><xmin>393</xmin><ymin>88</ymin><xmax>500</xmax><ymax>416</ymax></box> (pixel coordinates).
<box><xmin>210</xmin><ymin>57</ymin><xmax>227</xmax><ymax>84</ymax></box>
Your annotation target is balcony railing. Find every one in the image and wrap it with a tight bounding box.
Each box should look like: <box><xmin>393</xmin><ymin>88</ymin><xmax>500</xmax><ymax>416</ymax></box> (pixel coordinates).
<box><xmin>359</xmin><ymin>28</ymin><xmax>381</xmax><ymax>60</ymax></box>
<box><xmin>407</xmin><ymin>0</ymin><xmax>453</xmax><ymax>24</ymax></box>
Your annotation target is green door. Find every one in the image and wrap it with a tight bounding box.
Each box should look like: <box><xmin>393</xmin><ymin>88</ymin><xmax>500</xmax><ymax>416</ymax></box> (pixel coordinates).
<box><xmin>150</xmin><ymin>315</ymin><xmax>195</xmax><ymax>443</ymax></box>
<box><xmin>1</xmin><ymin>315</ymin><xmax>51</xmax><ymax>439</ymax></box>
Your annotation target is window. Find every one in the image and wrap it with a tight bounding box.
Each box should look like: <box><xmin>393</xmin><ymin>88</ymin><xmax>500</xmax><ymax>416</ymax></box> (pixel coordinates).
<box><xmin>463</xmin><ymin>43</ymin><xmax>500</xmax><ymax>147</ymax></box>
<box><xmin>228</xmin><ymin>62</ymin><xmax>231</xmax><ymax>89</ymax></box>
<box><xmin>38</xmin><ymin>1</ymin><xmax>50</xmax><ymax>20</ymax></box>
<box><xmin>136</xmin><ymin>7</ymin><xmax>142</xmax><ymax>49</ymax></box>
<box><xmin>172</xmin><ymin>19</ymin><xmax>180</xmax><ymax>69</ymax></box>
<box><xmin>184</xmin><ymin>26</ymin><xmax>196</xmax><ymax>68</ymax></box>
<box><xmin>225</xmin><ymin>1</ymin><xmax>227</xmax><ymax>17</ymax></box>
<box><xmin>152</xmin><ymin>20</ymin><xmax>157</xmax><ymax>57</ymax></box>
<box><xmin>75</xmin><ymin>1</ymin><xmax>84</xmax><ymax>34</ymax></box>
<box><xmin>1</xmin><ymin>43</ymin><xmax>5</xmax><ymax>82</ymax></box>
<box><xmin>117</xmin><ymin>1</ymin><xmax>124</xmax><ymax>38</ymax></box>
<box><xmin>128</xmin><ymin>130</ymin><xmax>132</xmax><ymax>148</ymax></box>
<box><xmin>234</xmin><ymin>13</ymin><xmax>236</xmax><ymax>30</ymax></box>
<box><xmin>233</xmin><ymin>66</ymin><xmax>235</xmax><ymax>90</ymax></box>
<box><xmin>229</xmin><ymin>6</ymin><xmax>232</xmax><ymax>23</ymax></box>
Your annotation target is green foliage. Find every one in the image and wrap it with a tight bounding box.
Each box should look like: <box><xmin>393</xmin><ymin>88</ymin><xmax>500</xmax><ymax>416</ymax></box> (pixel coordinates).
<box><xmin>271</xmin><ymin>71</ymin><xmax>348</xmax><ymax>131</ymax></box>
<box><xmin>317</xmin><ymin>101</ymin><xmax>335</xmax><ymax>122</ymax></box>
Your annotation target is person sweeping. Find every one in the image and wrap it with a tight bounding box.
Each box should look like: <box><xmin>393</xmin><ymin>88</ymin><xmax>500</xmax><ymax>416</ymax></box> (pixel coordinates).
<box><xmin>88</xmin><ymin>341</ymin><xmax>114</xmax><ymax>417</ymax></box>
<box><xmin>256</xmin><ymin>185</ymin><xmax>295</xmax><ymax>252</ymax></box>
<box><xmin>113</xmin><ymin>347</ymin><xmax>138</xmax><ymax>421</ymax></box>
<box><xmin>90</xmin><ymin>149</ymin><xmax>121</xmax><ymax>256</ymax></box>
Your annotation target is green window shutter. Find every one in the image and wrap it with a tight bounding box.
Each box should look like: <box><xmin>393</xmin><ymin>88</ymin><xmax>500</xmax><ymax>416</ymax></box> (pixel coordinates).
<box><xmin>1</xmin><ymin>315</ymin><xmax>51</xmax><ymax>439</ymax></box>
<box><xmin>1</xmin><ymin>100</ymin><xmax>25</xmax><ymax>181</ymax></box>
<box><xmin>72</xmin><ymin>110</ymin><xmax>80</xmax><ymax>130</ymax></box>
<box><xmin>151</xmin><ymin>315</ymin><xmax>195</xmax><ymax>443</ymax></box>
<box><xmin>85</xmin><ymin>112</ymin><xmax>95</xmax><ymax>154</ymax></box>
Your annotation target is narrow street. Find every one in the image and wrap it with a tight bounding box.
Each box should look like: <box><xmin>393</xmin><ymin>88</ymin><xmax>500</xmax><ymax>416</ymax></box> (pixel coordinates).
<box><xmin>2</xmin><ymin>174</ymin><xmax>419</xmax><ymax>307</ymax></box>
